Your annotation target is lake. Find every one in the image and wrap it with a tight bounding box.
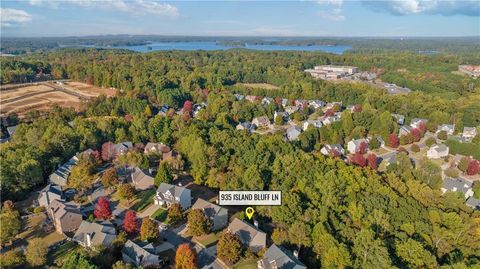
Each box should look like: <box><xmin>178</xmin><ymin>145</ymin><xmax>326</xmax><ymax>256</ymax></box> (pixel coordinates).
<box><xmin>86</xmin><ymin>41</ymin><xmax>351</xmax><ymax>54</ymax></box>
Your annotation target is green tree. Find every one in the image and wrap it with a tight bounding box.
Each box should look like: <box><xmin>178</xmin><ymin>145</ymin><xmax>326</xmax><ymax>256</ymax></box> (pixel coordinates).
<box><xmin>116</xmin><ymin>184</ymin><xmax>135</xmax><ymax>201</ymax></box>
<box><xmin>437</xmin><ymin>130</ymin><xmax>448</xmax><ymax>140</ymax></box>
<box><xmin>396</xmin><ymin>239</ymin><xmax>437</xmax><ymax>268</ymax></box>
<box><xmin>68</xmin><ymin>156</ymin><xmax>96</xmax><ymax>192</ymax></box>
<box><xmin>352</xmin><ymin>229</ymin><xmax>391</xmax><ymax>269</ymax></box>
<box><xmin>289</xmin><ymin>221</ymin><xmax>312</xmax><ymax>254</ymax></box>
<box><xmin>271</xmin><ymin>228</ymin><xmax>288</xmax><ymax>245</ymax></box>
<box><xmin>62</xmin><ymin>252</ymin><xmax>99</xmax><ymax>269</ymax></box>
<box><xmin>243</xmin><ymin>165</ymin><xmax>264</xmax><ymax>190</ymax></box>
<box><xmin>472</xmin><ymin>182</ymin><xmax>480</xmax><ymax>199</ymax></box>
<box><xmin>155</xmin><ymin>161</ymin><xmax>173</xmax><ymax>186</ymax></box>
<box><xmin>26</xmin><ymin>238</ymin><xmax>48</xmax><ymax>266</ymax></box>
<box><xmin>101</xmin><ymin>167</ymin><xmax>118</xmax><ymax>189</ymax></box>
<box><xmin>217</xmin><ymin>232</ymin><xmax>242</xmax><ymax>265</ymax></box>
<box><xmin>187</xmin><ymin>209</ymin><xmax>212</xmax><ymax>236</ymax></box>
<box><xmin>0</xmin><ymin>201</ymin><xmax>21</xmax><ymax>245</ymax></box>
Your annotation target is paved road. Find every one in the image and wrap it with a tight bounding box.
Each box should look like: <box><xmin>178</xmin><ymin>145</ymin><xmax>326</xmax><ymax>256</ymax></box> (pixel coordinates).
<box><xmin>138</xmin><ymin>204</ymin><xmax>161</xmax><ymax>218</ymax></box>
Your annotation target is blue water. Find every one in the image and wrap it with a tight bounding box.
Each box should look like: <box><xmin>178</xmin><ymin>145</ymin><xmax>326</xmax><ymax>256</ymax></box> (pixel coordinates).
<box><xmin>89</xmin><ymin>41</ymin><xmax>351</xmax><ymax>54</ymax></box>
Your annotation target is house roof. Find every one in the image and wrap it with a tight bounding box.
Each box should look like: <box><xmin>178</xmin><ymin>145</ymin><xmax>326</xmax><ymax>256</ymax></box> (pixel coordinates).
<box><xmin>286</xmin><ymin>126</ymin><xmax>302</xmax><ymax>140</ymax></box>
<box><xmin>260</xmin><ymin>244</ymin><xmax>307</xmax><ymax>269</ymax></box>
<box><xmin>253</xmin><ymin>116</ymin><xmax>270</xmax><ymax>125</ymax></box>
<box><xmin>49</xmin><ymin>200</ymin><xmax>82</xmax><ymax>222</ymax></box>
<box><xmin>466</xmin><ymin>196</ymin><xmax>480</xmax><ymax>210</ymax></box>
<box><xmin>145</xmin><ymin>143</ymin><xmax>170</xmax><ymax>153</ymax></box>
<box><xmin>227</xmin><ymin>218</ymin><xmax>266</xmax><ymax>247</ymax></box>
<box><xmin>443</xmin><ymin>178</ymin><xmax>472</xmax><ymax>194</ymax></box>
<box><xmin>38</xmin><ymin>184</ymin><xmax>63</xmax><ymax>207</ymax></box>
<box><xmin>122</xmin><ymin>240</ymin><xmax>159</xmax><ymax>264</ymax></box>
<box><xmin>192</xmin><ymin>198</ymin><xmax>227</xmax><ymax>220</ymax></box>
<box><xmin>73</xmin><ymin>221</ymin><xmax>116</xmax><ymax>247</ymax></box>
<box><xmin>156</xmin><ymin>183</ymin><xmax>190</xmax><ymax>204</ymax></box>
<box><xmin>349</xmin><ymin>138</ymin><xmax>368</xmax><ymax>147</ymax></box>
<box><xmin>463</xmin><ymin>127</ymin><xmax>477</xmax><ymax>135</ymax></box>
<box><xmin>131</xmin><ymin>167</ymin><xmax>154</xmax><ymax>188</ymax></box>
<box><xmin>431</xmin><ymin>144</ymin><xmax>449</xmax><ymax>153</ymax></box>
<box><xmin>6</xmin><ymin>125</ymin><xmax>17</xmax><ymax>136</ymax></box>
<box><xmin>114</xmin><ymin>141</ymin><xmax>133</xmax><ymax>152</ymax></box>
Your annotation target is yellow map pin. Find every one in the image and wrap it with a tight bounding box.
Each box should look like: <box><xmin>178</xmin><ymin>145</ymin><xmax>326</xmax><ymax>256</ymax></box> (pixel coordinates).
<box><xmin>245</xmin><ymin>207</ymin><xmax>255</xmax><ymax>220</ymax></box>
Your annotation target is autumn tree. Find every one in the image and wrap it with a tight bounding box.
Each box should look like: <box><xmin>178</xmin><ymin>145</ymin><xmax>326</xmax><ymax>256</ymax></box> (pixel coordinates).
<box><xmin>175</xmin><ymin>243</ymin><xmax>197</xmax><ymax>269</ymax></box>
<box><xmin>289</xmin><ymin>221</ymin><xmax>312</xmax><ymax>254</ymax></box>
<box><xmin>0</xmin><ymin>200</ymin><xmax>21</xmax><ymax>245</ymax></box>
<box><xmin>183</xmin><ymin>100</ymin><xmax>193</xmax><ymax>113</ymax></box>
<box><xmin>351</xmin><ymin>153</ymin><xmax>367</xmax><ymax>167</ymax></box>
<box><xmin>367</xmin><ymin>153</ymin><xmax>378</xmax><ymax>170</ymax></box>
<box><xmin>437</xmin><ymin>130</ymin><xmax>448</xmax><ymax>140</ymax></box>
<box><xmin>353</xmin><ymin>104</ymin><xmax>362</xmax><ymax>113</ymax></box>
<box><xmin>167</xmin><ymin>203</ymin><xmax>183</xmax><ymax>225</ymax></box>
<box><xmin>102</xmin><ymin>141</ymin><xmax>116</xmax><ymax>161</ymax></box>
<box><xmin>410</xmin><ymin>143</ymin><xmax>420</xmax><ymax>152</ymax></box>
<box><xmin>94</xmin><ymin>197</ymin><xmax>112</xmax><ymax>220</ymax></box>
<box><xmin>68</xmin><ymin>155</ymin><xmax>96</xmax><ymax>192</ymax></box>
<box><xmin>388</xmin><ymin>134</ymin><xmax>399</xmax><ymax>148</ymax></box>
<box><xmin>140</xmin><ymin>218</ymin><xmax>159</xmax><ymax>242</ymax></box>
<box><xmin>123</xmin><ymin>210</ymin><xmax>138</xmax><ymax>234</ymax></box>
<box><xmin>117</xmin><ymin>184</ymin><xmax>135</xmax><ymax>201</ymax></box>
<box><xmin>357</xmin><ymin>141</ymin><xmax>368</xmax><ymax>154</ymax></box>
<box><xmin>217</xmin><ymin>232</ymin><xmax>242</xmax><ymax>265</ymax></box>
<box><xmin>467</xmin><ymin>159</ymin><xmax>480</xmax><ymax>175</ymax></box>
<box><xmin>26</xmin><ymin>238</ymin><xmax>48</xmax><ymax>266</ymax></box>
<box><xmin>324</xmin><ymin>109</ymin><xmax>334</xmax><ymax>117</ymax></box>
<box><xmin>101</xmin><ymin>167</ymin><xmax>119</xmax><ymax>188</ymax></box>
<box><xmin>410</xmin><ymin>128</ymin><xmax>421</xmax><ymax>142</ymax></box>
<box><xmin>187</xmin><ymin>209</ymin><xmax>212</xmax><ymax>236</ymax></box>
<box><xmin>458</xmin><ymin>157</ymin><xmax>470</xmax><ymax>172</ymax></box>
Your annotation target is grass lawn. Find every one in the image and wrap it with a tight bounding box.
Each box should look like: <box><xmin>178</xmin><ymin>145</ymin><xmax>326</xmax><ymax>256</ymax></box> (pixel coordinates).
<box><xmin>17</xmin><ymin>213</ymin><xmax>65</xmax><ymax>245</ymax></box>
<box><xmin>371</xmin><ymin>147</ymin><xmax>389</xmax><ymax>155</ymax></box>
<box><xmin>152</xmin><ymin>208</ymin><xmax>168</xmax><ymax>222</ymax></box>
<box><xmin>233</xmin><ymin>258</ymin><xmax>258</xmax><ymax>269</ymax></box>
<box><xmin>132</xmin><ymin>189</ymin><xmax>156</xmax><ymax>212</ymax></box>
<box><xmin>194</xmin><ymin>232</ymin><xmax>220</xmax><ymax>248</ymax></box>
<box><xmin>47</xmin><ymin>241</ymin><xmax>80</xmax><ymax>266</ymax></box>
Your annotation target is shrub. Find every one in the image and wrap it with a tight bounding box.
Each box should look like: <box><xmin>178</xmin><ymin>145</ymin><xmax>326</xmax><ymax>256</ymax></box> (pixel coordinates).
<box><xmin>425</xmin><ymin>137</ymin><xmax>436</xmax><ymax>147</ymax></box>
<box><xmin>33</xmin><ymin>206</ymin><xmax>45</xmax><ymax>214</ymax></box>
<box><xmin>410</xmin><ymin>144</ymin><xmax>420</xmax><ymax>152</ymax></box>
<box><xmin>444</xmin><ymin>168</ymin><xmax>459</xmax><ymax>178</ymax></box>
<box><xmin>437</xmin><ymin>130</ymin><xmax>448</xmax><ymax>140</ymax></box>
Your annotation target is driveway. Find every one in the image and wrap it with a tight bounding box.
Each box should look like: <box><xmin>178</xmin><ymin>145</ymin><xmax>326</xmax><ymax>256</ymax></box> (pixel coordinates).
<box><xmin>138</xmin><ymin>204</ymin><xmax>161</xmax><ymax>218</ymax></box>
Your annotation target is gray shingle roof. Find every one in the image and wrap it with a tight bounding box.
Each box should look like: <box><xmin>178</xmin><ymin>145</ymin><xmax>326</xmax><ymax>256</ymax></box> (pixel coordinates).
<box><xmin>73</xmin><ymin>221</ymin><xmax>116</xmax><ymax>247</ymax></box>
<box><xmin>443</xmin><ymin>178</ymin><xmax>472</xmax><ymax>194</ymax></box>
<box><xmin>156</xmin><ymin>183</ymin><xmax>189</xmax><ymax>204</ymax></box>
<box><xmin>259</xmin><ymin>244</ymin><xmax>307</xmax><ymax>269</ymax></box>
<box><xmin>192</xmin><ymin>198</ymin><xmax>227</xmax><ymax>220</ymax></box>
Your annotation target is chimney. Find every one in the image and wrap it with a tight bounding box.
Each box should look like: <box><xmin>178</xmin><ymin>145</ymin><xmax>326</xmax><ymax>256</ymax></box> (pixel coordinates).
<box><xmin>293</xmin><ymin>250</ymin><xmax>299</xmax><ymax>258</ymax></box>
<box><xmin>86</xmin><ymin>233</ymin><xmax>92</xmax><ymax>248</ymax></box>
<box><xmin>253</xmin><ymin>220</ymin><xmax>259</xmax><ymax>228</ymax></box>
<box><xmin>178</xmin><ymin>182</ymin><xmax>182</xmax><ymax>187</ymax></box>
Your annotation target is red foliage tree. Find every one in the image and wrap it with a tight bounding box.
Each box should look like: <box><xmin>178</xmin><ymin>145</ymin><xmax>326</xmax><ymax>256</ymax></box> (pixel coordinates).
<box><xmin>357</xmin><ymin>142</ymin><xmax>368</xmax><ymax>154</ymax></box>
<box><xmin>101</xmin><ymin>142</ymin><xmax>115</xmax><ymax>161</ymax></box>
<box><xmin>94</xmin><ymin>197</ymin><xmax>112</xmax><ymax>220</ymax></box>
<box><xmin>183</xmin><ymin>111</ymin><xmax>191</xmax><ymax>122</ymax></box>
<box><xmin>467</xmin><ymin>159</ymin><xmax>480</xmax><ymax>176</ymax></box>
<box><xmin>353</xmin><ymin>104</ymin><xmax>362</xmax><ymax>113</ymax></box>
<box><xmin>175</xmin><ymin>243</ymin><xmax>197</xmax><ymax>269</ymax></box>
<box><xmin>183</xmin><ymin>100</ymin><xmax>193</xmax><ymax>113</ymax></box>
<box><xmin>123</xmin><ymin>210</ymin><xmax>138</xmax><ymax>234</ymax></box>
<box><xmin>418</xmin><ymin>121</ymin><xmax>427</xmax><ymax>134</ymax></box>
<box><xmin>367</xmin><ymin>153</ymin><xmax>378</xmax><ymax>170</ymax></box>
<box><xmin>350</xmin><ymin>153</ymin><xmax>367</xmax><ymax>167</ymax></box>
<box><xmin>91</xmin><ymin>150</ymin><xmax>101</xmax><ymax>164</ymax></box>
<box><xmin>388</xmin><ymin>134</ymin><xmax>399</xmax><ymax>148</ymax></box>
<box><xmin>324</xmin><ymin>109</ymin><xmax>334</xmax><ymax>117</ymax></box>
<box><xmin>274</xmin><ymin>96</ymin><xmax>282</xmax><ymax>105</ymax></box>
<box><xmin>124</xmin><ymin>114</ymin><xmax>134</xmax><ymax>122</ymax></box>
<box><xmin>410</xmin><ymin>128</ymin><xmax>421</xmax><ymax>142</ymax></box>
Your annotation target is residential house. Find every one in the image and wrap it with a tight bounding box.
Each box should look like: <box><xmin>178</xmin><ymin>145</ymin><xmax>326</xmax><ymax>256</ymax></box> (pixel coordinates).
<box><xmin>245</xmin><ymin>95</ymin><xmax>260</xmax><ymax>102</ymax></box>
<box><xmin>463</xmin><ymin>127</ymin><xmax>477</xmax><ymax>141</ymax></box>
<box><xmin>49</xmin><ymin>156</ymin><xmax>79</xmax><ymax>187</ymax></box>
<box><xmin>380</xmin><ymin>152</ymin><xmax>398</xmax><ymax>168</ymax></box>
<box><xmin>410</xmin><ymin>118</ymin><xmax>428</xmax><ymax>129</ymax></box>
<box><xmin>6</xmin><ymin>125</ymin><xmax>17</xmax><ymax>137</ymax></box>
<box><xmin>73</xmin><ymin>221</ymin><xmax>117</xmax><ymax>248</ymax></box>
<box><xmin>157</xmin><ymin>105</ymin><xmax>170</xmax><ymax>116</ymax></box>
<box><xmin>130</xmin><ymin>167</ymin><xmax>155</xmax><ymax>191</ymax></box>
<box><xmin>114</xmin><ymin>141</ymin><xmax>133</xmax><ymax>155</ymax></box>
<box><xmin>48</xmin><ymin>200</ymin><xmax>82</xmax><ymax>234</ymax></box>
<box><xmin>441</xmin><ymin>178</ymin><xmax>474</xmax><ymax>199</ymax></box>
<box><xmin>320</xmin><ymin>144</ymin><xmax>345</xmax><ymax>157</ymax></box>
<box><xmin>392</xmin><ymin>114</ymin><xmax>405</xmax><ymax>125</ymax></box>
<box><xmin>346</xmin><ymin>105</ymin><xmax>355</xmax><ymax>112</ymax></box>
<box><xmin>227</xmin><ymin>218</ymin><xmax>267</xmax><ymax>253</ymax></box>
<box><xmin>325</xmin><ymin>101</ymin><xmax>342</xmax><ymax>110</ymax></box>
<box><xmin>427</xmin><ymin>144</ymin><xmax>449</xmax><ymax>159</ymax></box>
<box><xmin>154</xmin><ymin>183</ymin><xmax>191</xmax><ymax>210</ymax></box>
<box><xmin>347</xmin><ymin>138</ymin><xmax>369</xmax><ymax>154</ymax></box>
<box><xmin>258</xmin><ymin>244</ymin><xmax>307</xmax><ymax>269</ymax></box>
<box><xmin>38</xmin><ymin>184</ymin><xmax>64</xmax><ymax>208</ymax></box>
<box><xmin>191</xmin><ymin>198</ymin><xmax>228</xmax><ymax>231</ymax></box>
<box><xmin>308</xmin><ymin>100</ymin><xmax>325</xmax><ymax>109</ymax></box>
<box><xmin>234</xmin><ymin>94</ymin><xmax>245</xmax><ymax>101</ymax></box>
<box><xmin>122</xmin><ymin>240</ymin><xmax>160</xmax><ymax>267</ymax></box>
<box><xmin>437</xmin><ymin>124</ymin><xmax>455</xmax><ymax>135</ymax></box>
<box><xmin>286</xmin><ymin>126</ymin><xmax>302</xmax><ymax>141</ymax></box>
<box><xmin>274</xmin><ymin>111</ymin><xmax>289</xmax><ymax>123</ymax></box>
<box><xmin>466</xmin><ymin>197</ymin><xmax>480</xmax><ymax>210</ymax></box>
<box><xmin>398</xmin><ymin>126</ymin><xmax>412</xmax><ymax>136</ymax></box>
<box><xmin>144</xmin><ymin>142</ymin><xmax>170</xmax><ymax>155</ymax></box>
<box><xmin>281</xmin><ymin>99</ymin><xmax>289</xmax><ymax>107</ymax></box>
<box><xmin>262</xmin><ymin>97</ymin><xmax>274</xmax><ymax>105</ymax></box>
<box><xmin>284</xmin><ymin>106</ymin><xmax>299</xmax><ymax>115</ymax></box>
<box><xmin>252</xmin><ymin>116</ymin><xmax>271</xmax><ymax>129</ymax></box>
<box><xmin>303</xmin><ymin>120</ymin><xmax>322</xmax><ymax>131</ymax></box>
<box><xmin>237</xmin><ymin>121</ymin><xmax>255</xmax><ymax>132</ymax></box>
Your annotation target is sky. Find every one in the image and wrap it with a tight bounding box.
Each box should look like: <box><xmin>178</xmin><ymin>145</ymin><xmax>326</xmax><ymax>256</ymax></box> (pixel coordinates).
<box><xmin>1</xmin><ymin>0</ymin><xmax>479</xmax><ymax>37</ymax></box>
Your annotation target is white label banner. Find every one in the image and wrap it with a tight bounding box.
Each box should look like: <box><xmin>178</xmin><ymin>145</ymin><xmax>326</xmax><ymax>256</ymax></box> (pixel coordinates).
<box><xmin>218</xmin><ymin>191</ymin><xmax>282</xmax><ymax>205</ymax></box>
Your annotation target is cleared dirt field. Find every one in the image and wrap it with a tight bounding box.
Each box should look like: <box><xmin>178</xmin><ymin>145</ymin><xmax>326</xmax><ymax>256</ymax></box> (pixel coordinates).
<box><xmin>237</xmin><ymin>83</ymin><xmax>280</xmax><ymax>90</ymax></box>
<box><xmin>0</xmin><ymin>82</ymin><xmax>116</xmax><ymax>117</ymax></box>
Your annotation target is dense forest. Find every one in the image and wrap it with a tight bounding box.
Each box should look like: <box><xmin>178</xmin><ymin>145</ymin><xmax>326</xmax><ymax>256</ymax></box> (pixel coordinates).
<box><xmin>1</xmin><ymin>47</ymin><xmax>480</xmax><ymax>268</ymax></box>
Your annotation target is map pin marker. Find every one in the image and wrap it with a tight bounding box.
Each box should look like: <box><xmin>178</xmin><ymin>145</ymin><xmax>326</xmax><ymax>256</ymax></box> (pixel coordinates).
<box><xmin>245</xmin><ymin>207</ymin><xmax>255</xmax><ymax>220</ymax></box>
